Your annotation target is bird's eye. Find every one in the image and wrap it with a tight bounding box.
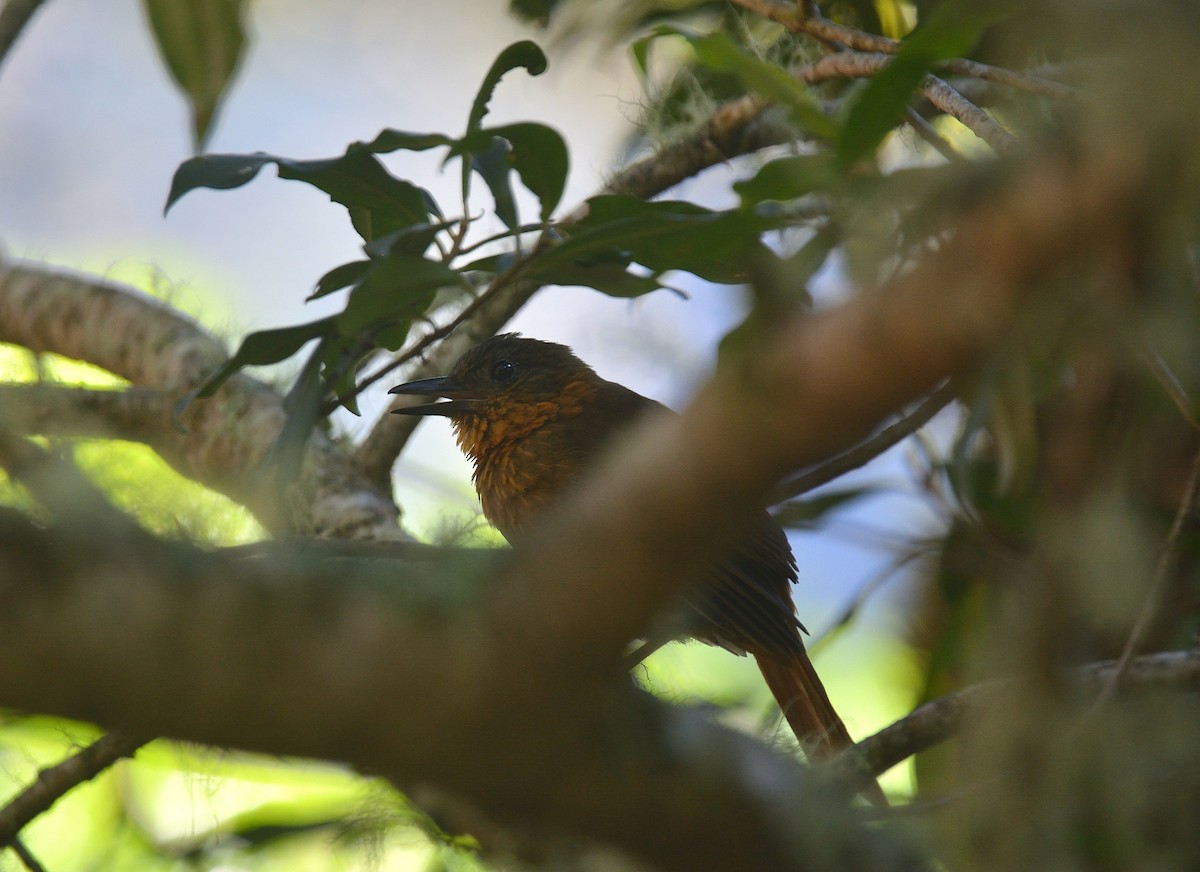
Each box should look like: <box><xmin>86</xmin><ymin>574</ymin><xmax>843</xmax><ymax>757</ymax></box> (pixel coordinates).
<box><xmin>489</xmin><ymin>359</ymin><xmax>517</xmax><ymax>383</ymax></box>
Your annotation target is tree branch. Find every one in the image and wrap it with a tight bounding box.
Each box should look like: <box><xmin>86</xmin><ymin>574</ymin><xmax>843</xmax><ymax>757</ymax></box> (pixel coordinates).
<box><xmin>821</xmin><ymin>650</ymin><xmax>1200</xmax><ymax>793</ymax></box>
<box><xmin>0</xmin><ymin>260</ymin><xmax>401</xmax><ymax>538</ymax></box>
<box><xmin>0</xmin><ymin>732</ymin><xmax>147</xmax><ymax>848</ymax></box>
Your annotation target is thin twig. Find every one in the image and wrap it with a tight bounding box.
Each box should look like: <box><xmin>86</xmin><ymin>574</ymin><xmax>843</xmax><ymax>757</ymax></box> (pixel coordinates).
<box><xmin>903</xmin><ymin>107</ymin><xmax>964</xmax><ymax>162</ymax></box>
<box><xmin>821</xmin><ymin>650</ymin><xmax>1200</xmax><ymax>792</ymax></box>
<box><xmin>0</xmin><ymin>732</ymin><xmax>148</xmax><ymax>847</ymax></box>
<box><xmin>1095</xmin><ymin>446</ymin><xmax>1200</xmax><ymax>704</ymax></box>
<box><xmin>0</xmin><ymin>0</ymin><xmax>48</xmax><ymax>72</ymax></box>
<box><xmin>772</xmin><ymin>381</ymin><xmax>956</xmax><ymax>502</ymax></box>
<box><xmin>919</xmin><ymin>74</ymin><xmax>1017</xmax><ymax>154</ymax></box>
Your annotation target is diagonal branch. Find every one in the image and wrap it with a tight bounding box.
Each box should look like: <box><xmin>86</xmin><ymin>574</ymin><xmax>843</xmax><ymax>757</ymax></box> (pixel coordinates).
<box><xmin>821</xmin><ymin>649</ymin><xmax>1200</xmax><ymax>793</ymax></box>
<box><xmin>0</xmin><ymin>732</ymin><xmax>147</xmax><ymax>848</ymax></box>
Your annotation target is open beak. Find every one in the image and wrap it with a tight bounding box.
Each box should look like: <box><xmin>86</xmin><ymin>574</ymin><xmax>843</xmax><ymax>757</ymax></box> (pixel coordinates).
<box><xmin>387</xmin><ymin>376</ymin><xmax>479</xmax><ymax>417</ymax></box>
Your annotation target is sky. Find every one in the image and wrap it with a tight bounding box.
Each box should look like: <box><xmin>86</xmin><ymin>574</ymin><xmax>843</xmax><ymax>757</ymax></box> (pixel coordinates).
<box><xmin>0</xmin><ymin>0</ymin><xmax>943</xmax><ymax>745</ymax></box>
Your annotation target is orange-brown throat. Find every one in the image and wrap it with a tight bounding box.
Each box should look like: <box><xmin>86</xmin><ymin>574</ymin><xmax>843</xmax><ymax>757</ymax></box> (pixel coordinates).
<box><xmin>450</xmin><ymin>374</ymin><xmax>598</xmax><ymax>463</ymax></box>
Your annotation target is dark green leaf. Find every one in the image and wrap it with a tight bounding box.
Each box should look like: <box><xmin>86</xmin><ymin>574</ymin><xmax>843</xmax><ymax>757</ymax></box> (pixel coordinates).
<box><xmin>275</xmin><ymin>146</ymin><xmax>431</xmax><ymax>241</ymax></box>
<box><xmin>363</xmin><ymin>218</ymin><xmax>457</xmax><ymax>258</ymax></box>
<box><xmin>784</xmin><ymin>224</ymin><xmax>840</xmax><ymax>287</ymax></box>
<box><xmin>142</xmin><ymin>0</ymin><xmax>246</xmax><ymax>150</ymax></box>
<box><xmin>337</xmin><ymin>254</ymin><xmax>462</xmax><ymax>338</ymax></box>
<box><xmin>734</xmin><ymin>154</ymin><xmax>840</xmax><ymax>206</ymax></box>
<box><xmin>772</xmin><ymin>487</ymin><xmax>874</xmax><ymax>529</ymax></box>
<box><xmin>362</xmin><ymin>129</ymin><xmax>457</xmax><ymax>154</ymax></box>
<box><xmin>471</xmin><ymin>137</ymin><xmax>520</xmax><ymax>230</ymax></box>
<box><xmin>263</xmin><ymin>344</ymin><xmax>326</xmax><ymax>486</ymax></box>
<box><xmin>527</xmin><ymin>260</ymin><xmax>665</xmax><ymax>298</ymax></box>
<box><xmin>488</xmin><ymin>122</ymin><xmax>568</xmax><ymax>221</ymax></box>
<box><xmin>539</xmin><ymin>195</ymin><xmax>781</xmax><ymax>284</ymax></box>
<box><xmin>466</xmin><ymin>41</ymin><xmax>548</xmax><ymax>134</ymax></box>
<box><xmin>174</xmin><ymin>315</ymin><xmax>336</xmax><ymax>420</ymax></box>
<box><xmin>839</xmin><ymin>1</ymin><xmax>1015</xmax><ymax>165</ymax></box>
<box><xmin>308</xmin><ymin>260</ymin><xmax>371</xmax><ymax>302</ymax></box>
<box><xmin>165</xmin><ymin>153</ymin><xmax>273</xmax><ymax>213</ymax></box>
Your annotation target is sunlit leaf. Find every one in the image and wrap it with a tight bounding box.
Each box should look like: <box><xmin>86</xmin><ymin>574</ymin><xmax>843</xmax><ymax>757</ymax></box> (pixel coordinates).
<box><xmin>142</xmin><ymin>0</ymin><xmax>246</xmax><ymax>150</ymax></box>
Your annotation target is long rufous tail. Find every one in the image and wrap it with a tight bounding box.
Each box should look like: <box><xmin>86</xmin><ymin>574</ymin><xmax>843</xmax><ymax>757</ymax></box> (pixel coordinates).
<box><xmin>753</xmin><ymin>649</ymin><xmax>888</xmax><ymax>806</ymax></box>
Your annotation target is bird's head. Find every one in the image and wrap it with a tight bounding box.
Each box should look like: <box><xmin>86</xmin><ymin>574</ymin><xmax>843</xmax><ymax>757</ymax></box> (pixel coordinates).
<box><xmin>388</xmin><ymin>333</ymin><xmax>600</xmax><ymax>457</ymax></box>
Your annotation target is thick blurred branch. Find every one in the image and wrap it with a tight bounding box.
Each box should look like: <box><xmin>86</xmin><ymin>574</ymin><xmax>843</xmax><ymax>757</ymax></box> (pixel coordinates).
<box><xmin>0</xmin><ymin>260</ymin><xmax>401</xmax><ymax>538</ymax></box>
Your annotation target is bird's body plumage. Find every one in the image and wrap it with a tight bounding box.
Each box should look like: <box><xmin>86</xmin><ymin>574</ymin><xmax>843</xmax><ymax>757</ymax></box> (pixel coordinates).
<box><xmin>390</xmin><ymin>334</ymin><xmax>870</xmax><ymax>779</ymax></box>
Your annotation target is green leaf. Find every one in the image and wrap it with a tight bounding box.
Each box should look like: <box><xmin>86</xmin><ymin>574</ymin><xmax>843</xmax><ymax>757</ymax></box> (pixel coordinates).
<box><xmin>734</xmin><ymin>154</ymin><xmax>840</xmax><ymax>206</ymax></box>
<box><xmin>308</xmin><ymin>260</ymin><xmax>371</xmax><ymax>302</ymax></box>
<box><xmin>142</xmin><ymin>0</ymin><xmax>246</xmax><ymax>150</ymax></box>
<box><xmin>540</xmin><ymin>196</ymin><xmax>782</xmax><ymax>285</ymax></box>
<box><xmin>772</xmin><ymin>487</ymin><xmax>875</xmax><ymax>529</ymax></box>
<box><xmin>488</xmin><ymin>122</ymin><xmax>568</xmax><ymax>221</ymax></box>
<box><xmin>263</xmin><ymin>344</ymin><xmax>326</xmax><ymax>487</ymax></box>
<box><xmin>362</xmin><ymin>129</ymin><xmax>457</xmax><ymax>154</ymax></box>
<box><xmin>670</xmin><ymin>29</ymin><xmax>839</xmax><ymax>140</ymax></box>
<box><xmin>337</xmin><ymin>254</ymin><xmax>462</xmax><ymax>338</ymax></box>
<box><xmin>470</xmin><ymin>136</ymin><xmax>520</xmax><ymax>230</ymax></box>
<box><xmin>466</xmin><ymin>41</ymin><xmax>548</xmax><ymax>134</ymax></box>
<box><xmin>165</xmin><ymin>146</ymin><xmax>434</xmax><ymax>241</ymax></box>
<box><xmin>165</xmin><ymin>152</ymin><xmax>273</xmax><ymax>213</ymax></box>
<box><xmin>528</xmin><ymin>260</ymin><xmax>665</xmax><ymax>298</ymax></box>
<box><xmin>275</xmin><ymin>146</ymin><xmax>432</xmax><ymax>241</ymax></box>
<box><xmin>175</xmin><ymin>315</ymin><xmax>336</xmax><ymax>419</ymax></box>
<box><xmin>839</xmin><ymin>1</ymin><xmax>1015</xmax><ymax>165</ymax></box>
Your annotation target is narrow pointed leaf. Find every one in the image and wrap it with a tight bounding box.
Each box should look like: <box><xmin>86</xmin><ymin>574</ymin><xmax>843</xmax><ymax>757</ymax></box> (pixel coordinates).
<box><xmin>142</xmin><ymin>0</ymin><xmax>246</xmax><ymax>150</ymax></box>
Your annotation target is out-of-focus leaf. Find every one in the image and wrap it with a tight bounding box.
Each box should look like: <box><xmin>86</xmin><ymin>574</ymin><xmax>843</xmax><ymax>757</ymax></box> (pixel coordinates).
<box><xmin>734</xmin><ymin>154</ymin><xmax>840</xmax><ymax>206</ymax></box>
<box><xmin>839</xmin><ymin>1</ymin><xmax>1014</xmax><ymax>165</ymax></box>
<box><xmin>142</xmin><ymin>0</ymin><xmax>246</xmax><ymax>150</ymax></box>
<box><xmin>337</xmin><ymin>254</ymin><xmax>461</xmax><ymax>338</ymax></box>
<box><xmin>663</xmin><ymin>28</ymin><xmax>839</xmax><ymax>140</ymax></box>
<box><xmin>784</xmin><ymin>223</ymin><xmax>840</xmax><ymax>288</ymax></box>
<box><xmin>308</xmin><ymin>260</ymin><xmax>371</xmax><ymax>302</ymax></box>
<box><xmin>362</xmin><ymin>219</ymin><xmax>457</xmax><ymax>258</ymax></box>
<box><xmin>772</xmin><ymin>487</ymin><xmax>875</xmax><ymax>529</ymax></box>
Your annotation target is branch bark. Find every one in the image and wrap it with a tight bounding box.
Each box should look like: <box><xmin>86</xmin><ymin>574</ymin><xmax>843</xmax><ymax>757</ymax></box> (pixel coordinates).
<box><xmin>0</xmin><ymin>260</ymin><xmax>401</xmax><ymax>538</ymax></box>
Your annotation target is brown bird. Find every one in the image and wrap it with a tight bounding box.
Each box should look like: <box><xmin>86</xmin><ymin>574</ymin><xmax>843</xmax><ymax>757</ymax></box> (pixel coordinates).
<box><xmin>390</xmin><ymin>334</ymin><xmax>874</xmax><ymax>782</ymax></box>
